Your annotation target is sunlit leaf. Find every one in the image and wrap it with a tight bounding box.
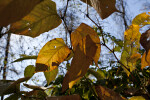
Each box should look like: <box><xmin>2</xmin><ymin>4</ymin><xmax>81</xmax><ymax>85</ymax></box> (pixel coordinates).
<box><xmin>36</xmin><ymin>38</ymin><xmax>70</xmax><ymax>72</ymax></box>
<box><xmin>121</xmin><ymin>25</ymin><xmax>141</xmax><ymax>76</ymax></box>
<box><xmin>46</xmin><ymin>94</ymin><xmax>81</xmax><ymax>100</ymax></box>
<box><xmin>24</xmin><ymin>65</ymin><xmax>35</xmax><ymax>78</ymax></box>
<box><xmin>0</xmin><ymin>0</ymin><xmax>42</xmax><ymax>26</ymax></box>
<box><xmin>95</xmin><ymin>85</ymin><xmax>124</xmax><ymax>100</ymax></box>
<box><xmin>132</xmin><ymin>12</ymin><xmax>150</xmax><ymax>27</ymax></box>
<box><xmin>81</xmin><ymin>0</ymin><xmax>118</xmax><ymax>19</ymax></box>
<box><xmin>71</xmin><ymin>23</ymin><xmax>100</xmax><ymax>66</ymax></box>
<box><xmin>9</xmin><ymin>0</ymin><xmax>62</xmax><ymax>37</ymax></box>
<box><xmin>141</xmin><ymin>50</ymin><xmax>150</xmax><ymax>69</ymax></box>
<box><xmin>36</xmin><ymin>38</ymin><xmax>70</xmax><ymax>85</ymax></box>
<box><xmin>62</xmin><ymin>35</ymin><xmax>98</xmax><ymax>92</ymax></box>
<box><xmin>12</xmin><ymin>55</ymin><xmax>37</xmax><ymax>63</ymax></box>
<box><xmin>129</xmin><ymin>96</ymin><xmax>146</xmax><ymax>100</ymax></box>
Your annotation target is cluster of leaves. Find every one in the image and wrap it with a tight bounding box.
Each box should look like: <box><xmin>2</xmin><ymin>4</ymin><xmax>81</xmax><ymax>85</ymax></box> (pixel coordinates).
<box><xmin>0</xmin><ymin>0</ymin><xmax>150</xmax><ymax>100</ymax></box>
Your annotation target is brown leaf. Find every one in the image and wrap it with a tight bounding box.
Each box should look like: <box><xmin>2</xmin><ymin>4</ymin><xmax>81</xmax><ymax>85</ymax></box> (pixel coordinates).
<box><xmin>140</xmin><ymin>29</ymin><xmax>150</xmax><ymax>53</ymax></box>
<box><xmin>2</xmin><ymin>77</ymin><xmax>30</xmax><ymax>95</ymax></box>
<box><xmin>95</xmin><ymin>85</ymin><xmax>124</xmax><ymax>100</ymax></box>
<box><xmin>9</xmin><ymin>0</ymin><xmax>62</xmax><ymax>37</ymax></box>
<box><xmin>141</xmin><ymin>50</ymin><xmax>150</xmax><ymax>69</ymax></box>
<box><xmin>46</xmin><ymin>94</ymin><xmax>81</xmax><ymax>100</ymax></box>
<box><xmin>0</xmin><ymin>0</ymin><xmax>42</xmax><ymax>26</ymax></box>
<box><xmin>71</xmin><ymin>23</ymin><xmax>100</xmax><ymax>66</ymax></box>
<box><xmin>62</xmin><ymin>35</ymin><xmax>97</xmax><ymax>92</ymax></box>
<box><xmin>80</xmin><ymin>0</ymin><xmax>92</xmax><ymax>6</ymax></box>
<box><xmin>81</xmin><ymin>0</ymin><xmax>118</xmax><ymax>19</ymax></box>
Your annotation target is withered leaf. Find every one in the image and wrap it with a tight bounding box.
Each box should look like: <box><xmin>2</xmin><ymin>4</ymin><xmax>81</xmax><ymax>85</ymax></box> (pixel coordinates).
<box><xmin>140</xmin><ymin>29</ymin><xmax>150</xmax><ymax>53</ymax></box>
<box><xmin>71</xmin><ymin>23</ymin><xmax>100</xmax><ymax>66</ymax></box>
<box><xmin>9</xmin><ymin>0</ymin><xmax>62</xmax><ymax>37</ymax></box>
<box><xmin>81</xmin><ymin>0</ymin><xmax>118</xmax><ymax>19</ymax></box>
<box><xmin>62</xmin><ymin>35</ymin><xmax>97</xmax><ymax>92</ymax></box>
<box><xmin>95</xmin><ymin>85</ymin><xmax>124</xmax><ymax>100</ymax></box>
<box><xmin>0</xmin><ymin>0</ymin><xmax>42</xmax><ymax>26</ymax></box>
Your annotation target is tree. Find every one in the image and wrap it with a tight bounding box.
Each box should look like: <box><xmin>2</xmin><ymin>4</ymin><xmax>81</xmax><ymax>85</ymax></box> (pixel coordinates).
<box><xmin>0</xmin><ymin>0</ymin><xmax>150</xmax><ymax>100</ymax></box>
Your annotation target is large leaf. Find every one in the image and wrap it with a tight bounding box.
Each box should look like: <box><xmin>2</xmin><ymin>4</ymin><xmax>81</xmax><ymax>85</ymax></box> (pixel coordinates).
<box><xmin>46</xmin><ymin>94</ymin><xmax>81</xmax><ymax>100</ymax></box>
<box><xmin>24</xmin><ymin>65</ymin><xmax>35</xmax><ymax>78</ymax></box>
<box><xmin>81</xmin><ymin>0</ymin><xmax>118</xmax><ymax>19</ymax></box>
<box><xmin>95</xmin><ymin>85</ymin><xmax>124</xmax><ymax>100</ymax></box>
<box><xmin>9</xmin><ymin>0</ymin><xmax>62</xmax><ymax>37</ymax></box>
<box><xmin>35</xmin><ymin>38</ymin><xmax>70</xmax><ymax>84</ymax></box>
<box><xmin>132</xmin><ymin>12</ymin><xmax>150</xmax><ymax>27</ymax></box>
<box><xmin>71</xmin><ymin>23</ymin><xmax>100</xmax><ymax>66</ymax></box>
<box><xmin>0</xmin><ymin>0</ymin><xmax>42</xmax><ymax>26</ymax></box>
<box><xmin>62</xmin><ymin>35</ymin><xmax>98</xmax><ymax>92</ymax></box>
<box><xmin>121</xmin><ymin>25</ymin><xmax>141</xmax><ymax>76</ymax></box>
<box><xmin>36</xmin><ymin>38</ymin><xmax>71</xmax><ymax>72</ymax></box>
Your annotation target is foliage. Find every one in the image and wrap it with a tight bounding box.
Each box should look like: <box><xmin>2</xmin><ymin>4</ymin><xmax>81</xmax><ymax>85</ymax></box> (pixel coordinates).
<box><xmin>0</xmin><ymin>0</ymin><xmax>150</xmax><ymax>100</ymax></box>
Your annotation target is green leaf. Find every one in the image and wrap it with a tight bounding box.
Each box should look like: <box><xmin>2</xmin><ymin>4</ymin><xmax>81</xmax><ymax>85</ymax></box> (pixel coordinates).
<box><xmin>12</xmin><ymin>56</ymin><xmax>37</xmax><ymax>63</ymax></box>
<box><xmin>44</xmin><ymin>68</ymin><xmax>58</xmax><ymax>85</ymax></box>
<box><xmin>24</xmin><ymin>65</ymin><xmax>35</xmax><ymax>78</ymax></box>
<box><xmin>9</xmin><ymin>0</ymin><xmax>62</xmax><ymax>37</ymax></box>
<box><xmin>0</xmin><ymin>0</ymin><xmax>42</xmax><ymax>26</ymax></box>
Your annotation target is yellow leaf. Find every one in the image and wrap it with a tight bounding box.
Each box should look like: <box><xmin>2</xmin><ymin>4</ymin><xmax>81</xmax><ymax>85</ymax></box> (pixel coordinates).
<box><xmin>132</xmin><ymin>12</ymin><xmax>150</xmax><ymax>27</ymax></box>
<box><xmin>121</xmin><ymin>25</ymin><xmax>141</xmax><ymax>76</ymax></box>
<box><xmin>36</xmin><ymin>38</ymin><xmax>70</xmax><ymax>84</ymax></box>
<box><xmin>10</xmin><ymin>0</ymin><xmax>62</xmax><ymax>37</ymax></box>
<box><xmin>36</xmin><ymin>38</ymin><xmax>71</xmax><ymax>72</ymax></box>
<box><xmin>124</xmin><ymin>25</ymin><xmax>140</xmax><ymax>42</ymax></box>
<box><xmin>71</xmin><ymin>23</ymin><xmax>101</xmax><ymax>66</ymax></box>
<box><xmin>95</xmin><ymin>85</ymin><xmax>124</xmax><ymax>100</ymax></box>
<box><xmin>62</xmin><ymin>35</ymin><xmax>98</xmax><ymax>92</ymax></box>
<box><xmin>141</xmin><ymin>50</ymin><xmax>150</xmax><ymax>69</ymax></box>
<box><xmin>0</xmin><ymin>0</ymin><xmax>42</xmax><ymax>26</ymax></box>
<box><xmin>129</xmin><ymin>96</ymin><xmax>145</xmax><ymax>100</ymax></box>
<box><xmin>81</xmin><ymin>0</ymin><xmax>118</xmax><ymax>19</ymax></box>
